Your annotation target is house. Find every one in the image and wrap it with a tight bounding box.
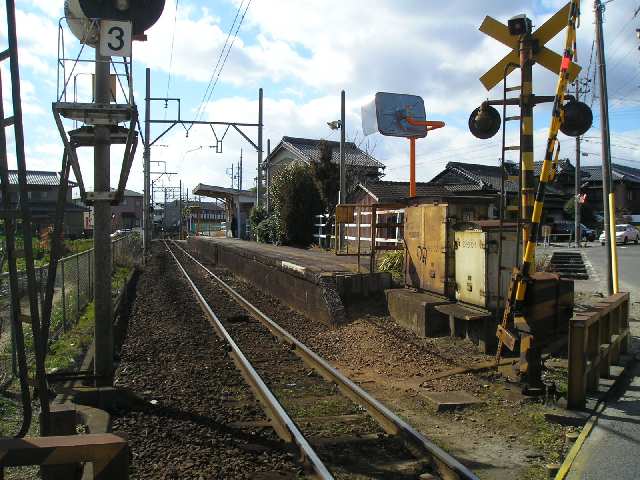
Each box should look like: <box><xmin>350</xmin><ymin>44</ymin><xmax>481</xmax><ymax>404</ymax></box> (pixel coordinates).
<box><xmin>1</xmin><ymin>170</ymin><xmax>86</xmax><ymax>238</ymax></box>
<box><xmin>112</xmin><ymin>189</ymin><xmax>143</xmax><ymax>230</ymax></box>
<box><xmin>581</xmin><ymin>163</ymin><xmax>640</xmax><ymax>218</ymax></box>
<box><xmin>264</xmin><ymin>136</ymin><xmax>385</xmax><ymax>197</ymax></box>
<box><xmin>429</xmin><ymin>161</ymin><xmax>573</xmax><ymax>223</ymax></box>
<box><xmin>77</xmin><ymin>189</ymin><xmax>144</xmax><ymax>234</ymax></box>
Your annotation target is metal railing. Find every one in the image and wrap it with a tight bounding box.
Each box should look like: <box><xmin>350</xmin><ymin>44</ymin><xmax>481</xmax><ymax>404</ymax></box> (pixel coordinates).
<box><xmin>0</xmin><ymin>234</ymin><xmax>141</xmax><ymax>389</ymax></box>
<box><xmin>314</xmin><ymin>208</ymin><xmax>405</xmax><ymax>249</ymax></box>
<box><xmin>568</xmin><ymin>292</ymin><xmax>630</xmax><ymax>409</ymax></box>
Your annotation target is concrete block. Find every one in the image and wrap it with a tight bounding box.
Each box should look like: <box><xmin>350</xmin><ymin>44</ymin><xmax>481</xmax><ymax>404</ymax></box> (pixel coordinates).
<box><xmin>41</xmin><ymin>404</ymin><xmax>81</xmax><ymax>480</ymax></box>
<box><xmin>385</xmin><ymin>289</ymin><xmax>452</xmax><ymax>337</ymax></box>
<box><xmin>421</xmin><ymin>390</ymin><xmax>484</xmax><ymax>412</ymax></box>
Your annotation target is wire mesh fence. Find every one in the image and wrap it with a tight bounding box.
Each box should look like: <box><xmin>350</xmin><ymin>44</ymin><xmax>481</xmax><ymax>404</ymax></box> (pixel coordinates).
<box><xmin>0</xmin><ymin>234</ymin><xmax>141</xmax><ymax>389</ymax></box>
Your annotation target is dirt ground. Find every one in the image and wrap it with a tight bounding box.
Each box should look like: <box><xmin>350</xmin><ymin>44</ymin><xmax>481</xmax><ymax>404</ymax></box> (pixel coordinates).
<box><xmin>285</xmin><ymin>303</ymin><xmax>571</xmax><ymax>480</ymax></box>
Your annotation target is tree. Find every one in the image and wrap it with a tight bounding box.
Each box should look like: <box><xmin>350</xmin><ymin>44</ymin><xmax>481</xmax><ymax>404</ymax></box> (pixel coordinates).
<box><xmin>311</xmin><ymin>140</ymin><xmax>340</xmax><ymax>214</ymax></box>
<box><xmin>270</xmin><ymin>161</ymin><xmax>322</xmax><ymax>246</ymax></box>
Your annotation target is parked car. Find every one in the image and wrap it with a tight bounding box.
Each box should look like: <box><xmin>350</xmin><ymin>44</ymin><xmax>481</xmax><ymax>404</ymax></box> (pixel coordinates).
<box><xmin>550</xmin><ymin>222</ymin><xmax>596</xmax><ymax>241</ymax></box>
<box><xmin>599</xmin><ymin>224</ymin><xmax>640</xmax><ymax>245</ymax></box>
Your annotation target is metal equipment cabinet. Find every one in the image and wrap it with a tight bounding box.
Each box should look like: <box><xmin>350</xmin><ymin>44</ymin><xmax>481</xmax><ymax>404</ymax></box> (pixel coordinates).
<box><xmin>453</xmin><ymin>221</ymin><xmax>517</xmax><ymax>311</ymax></box>
<box><xmin>404</xmin><ymin>200</ymin><xmax>494</xmax><ymax>298</ymax></box>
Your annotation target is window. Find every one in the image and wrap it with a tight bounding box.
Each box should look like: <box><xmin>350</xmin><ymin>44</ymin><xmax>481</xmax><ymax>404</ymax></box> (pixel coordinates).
<box><xmin>462</xmin><ymin>208</ymin><xmax>475</xmax><ymax>221</ymax></box>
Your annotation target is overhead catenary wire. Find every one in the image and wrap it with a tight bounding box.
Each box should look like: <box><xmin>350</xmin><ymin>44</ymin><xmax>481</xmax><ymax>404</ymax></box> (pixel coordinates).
<box><xmin>191</xmin><ymin>0</ymin><xmax>248</xmax><ymax>127</ymax></box>
<box><xmin>197</xmin><ymin>0</ymin><xmax>253</xmax><ymax>121</ymax></box>
<box><xmin>164</xmin><ymin>0</ymin><xmax>181</xmax><ymax>104</ymax></box>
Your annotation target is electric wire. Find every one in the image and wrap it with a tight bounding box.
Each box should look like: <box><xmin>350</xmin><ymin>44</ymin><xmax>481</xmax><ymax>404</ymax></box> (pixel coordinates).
<box><xmin>198</xmin><ymin>0</ymin><xmax>252</xmax><ymax>119</ymax></box>
<box><xmin>164</xmin><ymin>0</ymin><xmax>181</xmax><ymax>115</ymax></box>
<box><xmin>192</xmin><ymin>0</ymin><xmax>246</xmax><ymax>127</ymax></box>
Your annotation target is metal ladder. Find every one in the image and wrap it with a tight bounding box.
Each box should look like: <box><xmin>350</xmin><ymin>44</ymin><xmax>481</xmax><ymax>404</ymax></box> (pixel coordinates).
<box><xmin>0</xmin><ymin>0</ymin><xmax>52</xmax><ymax>436</ymax></box>
<box><xmin>495</xmin><ymin>68</ymin><xmax>522</xmax><ymax>356</ymax></box>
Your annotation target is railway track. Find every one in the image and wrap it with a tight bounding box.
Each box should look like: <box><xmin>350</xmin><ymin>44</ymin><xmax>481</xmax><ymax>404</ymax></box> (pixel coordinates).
<box><xmin>164</xmin><ymin>239</ymin><xmax>479</xmax><ymax>480</ymax></box>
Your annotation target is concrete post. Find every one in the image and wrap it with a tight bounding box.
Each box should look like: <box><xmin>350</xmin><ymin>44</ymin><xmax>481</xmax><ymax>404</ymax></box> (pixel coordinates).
<box><xmin>266</xmin><ymin>139</ymin><xmax>271</xmax><ymax>213</ymax></box>
<box><xmin>574</xmin><ymin>81</ymin><xmax>581</xmax><ymax>248</ymax></box>
<box><xmin>595</xmin><ymin>0</ymin><xmax>614</xmax><ymax>295</ymax></box>
<box><xmin>256</xmin><ymin>88</ymin><xmax>263</xmax><ymax>207</ymax></box>
<box><xmin>93</xmin><ymin>50</ymin><xmax>113</xmax><ymax>385</ymax></box>
<box><xmin>143</xmin><ymin>68</ymin><xmax>151</xmax><ymax>255</ymax></box>
<box><xmin>339</xmin><ymin>90</ymin><xmax>346</xmax><ymax>251</ymax></box>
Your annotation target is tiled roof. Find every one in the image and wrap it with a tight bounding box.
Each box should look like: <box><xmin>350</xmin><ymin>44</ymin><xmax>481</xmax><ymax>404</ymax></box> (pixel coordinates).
<box><xmin>582</xmin><ymin>164</ymin><xmax>640</xmax><ymax>184</ymax></box>
<box><xmin>431</xmin><ymin>161</ymin><xmax>576</xmax><ymax>196</ymax></box>
<box><xmin>273</xmin><ymin>136</ymin><xmax>385</xmax><ymax>169</ymax></box>
<box><xmin>435</xmin><ymin>162</ymin><xmax>520</xmax><ymax>193</ymax></box>
<box><xmin>4</xmin><ymin>170</ymin><xmax>78</xmax><ymax>187</ymax></box>
<box><xmin>356</xmin><ymin>181</ymin><xmax>489</xmax><ymax>203</ymax></box>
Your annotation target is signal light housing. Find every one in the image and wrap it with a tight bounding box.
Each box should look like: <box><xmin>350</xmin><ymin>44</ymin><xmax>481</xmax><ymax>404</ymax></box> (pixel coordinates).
<box><xmin>560</xmin><ymin>101</ymin><xmax>593</xmax><ymax>137</ymax></box>
<box><xmin>468</xmin><ymin>104</ymin><xmax>501</xmax><ymax>139</ymax></box>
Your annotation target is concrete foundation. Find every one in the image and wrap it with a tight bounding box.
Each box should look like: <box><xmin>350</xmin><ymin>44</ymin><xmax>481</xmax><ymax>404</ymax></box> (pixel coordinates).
<box><xmin>435</xmin><ymin>303</ymin><xmax>494</xmax><ymax>353</ymax></box>
<box><xmin>187</xmin><ymin>237</ymin><xmax>392</xmax><ymax>325</ymax></box>
<box><xmin>385</xmin><ymin>288</ymin><xmax>452</xmax><ymax>337</ymax></box>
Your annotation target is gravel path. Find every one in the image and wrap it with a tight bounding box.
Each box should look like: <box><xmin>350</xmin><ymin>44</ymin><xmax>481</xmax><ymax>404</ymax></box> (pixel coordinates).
<box><xmin>111</xmin><ymin>246</ymin><xmax>301</xmax><ymax>479</ymax></box>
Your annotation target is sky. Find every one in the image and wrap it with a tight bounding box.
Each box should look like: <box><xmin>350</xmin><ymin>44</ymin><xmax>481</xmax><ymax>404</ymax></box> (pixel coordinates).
<box><xmin>1</xmin><ymin>0</ymin><xmax>639</xmax><ymax>201</ymax></box>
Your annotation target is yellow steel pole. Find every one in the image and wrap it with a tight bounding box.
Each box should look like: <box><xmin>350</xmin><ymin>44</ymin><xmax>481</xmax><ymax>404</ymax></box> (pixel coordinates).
<box><xmin>608</xmin><ymin>192</ymin><xmax>619</xmax><ymax>293</ymax></box>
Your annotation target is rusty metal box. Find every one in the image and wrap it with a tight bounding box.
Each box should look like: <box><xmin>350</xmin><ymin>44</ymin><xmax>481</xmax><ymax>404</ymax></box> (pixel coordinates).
<box><xmin>404</xmin><ymin>203</ymin><xmax>453</xmax><ymax>296</ymax></box>
<box><xmin>453</xmin><ymin>221</ymin><xmax>517</xmax><ymax>311</ymax></box>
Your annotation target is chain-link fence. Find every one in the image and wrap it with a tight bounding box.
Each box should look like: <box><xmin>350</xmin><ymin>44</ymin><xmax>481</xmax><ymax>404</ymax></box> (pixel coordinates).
<box><xmin>0</xmin><ymin>234</ymin><xmax>141</xmax><ymax>389</ymax></box>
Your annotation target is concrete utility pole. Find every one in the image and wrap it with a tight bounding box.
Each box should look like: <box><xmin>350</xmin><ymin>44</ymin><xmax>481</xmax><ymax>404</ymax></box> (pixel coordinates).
<box><xmin>93</xmin><ymin>49</ymin><xmax>113</xmax><ymax>385</ymax></box>
<box><xmin>338</xmin><ymin>90</ymin><xmax>346</xmax><ymax>251</ymax></box>
<box><xmin>575</xmin><ymin>80</ymin><xmax>581</xmax><ymax>247</ymax></box>
<box><xmin>595</xmin><ymin>0</ymin><xmax>615</xmax><ymax>295</ymax></box>
<box><xmin>237</xmin><ymin>149</ymin><xmax>242</xmax><ymax>239</ymax></box>
<box><xmin>266</xmin><ymin>138</ymin><xmax>271</xmax><ymax>213</ymax></box>
<box><xmin>256</xmin><ymin>88</ymin><xmax>263</xmax><ymax>207</ymax></box>
<box><xmin>179</xmin><ymin>179</ymin><xmax>182</xmax><ymax>239</ymax></box>
<box><xmin>143</xmin><ymin>68</ymin><xmax>151</xmax><ymax>255</ymax></box>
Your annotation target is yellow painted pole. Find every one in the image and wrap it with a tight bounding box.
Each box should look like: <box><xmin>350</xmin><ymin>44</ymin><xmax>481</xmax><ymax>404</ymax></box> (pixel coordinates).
<box><xmin>608</xmin><ymin>192</ymin><xmax>619</xmax><ymax>293</ymax></box>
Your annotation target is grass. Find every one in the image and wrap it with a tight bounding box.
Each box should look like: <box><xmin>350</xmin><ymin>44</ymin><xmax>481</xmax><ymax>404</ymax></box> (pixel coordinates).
<box><xmin>45</xmin><ymin>304</ymin><xmax>95</xmax><ymax>373</ymax></box>
<box><xmin>1</xmin><ymin>237</ymin><xmax>95</xmax><ymax>273</ymax></box>
<box><xmin>458</xmin><ymin>384</ymin><xmax>570</xmax><ymax>480</ymax></box>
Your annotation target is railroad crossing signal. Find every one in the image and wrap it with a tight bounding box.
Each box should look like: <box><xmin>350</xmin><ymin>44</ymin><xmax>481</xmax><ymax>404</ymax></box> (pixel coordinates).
<box><xmin>479</xmin><ymin>2</ymin><xmax>581</xmax><ymax>90</ymax></box>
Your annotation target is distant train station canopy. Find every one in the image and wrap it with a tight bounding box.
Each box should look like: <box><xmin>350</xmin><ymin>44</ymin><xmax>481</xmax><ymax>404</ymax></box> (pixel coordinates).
<box><xmin>192</xmin><ymin>184</ymin><xmax>256</xmax><ymax>206</ymax></box>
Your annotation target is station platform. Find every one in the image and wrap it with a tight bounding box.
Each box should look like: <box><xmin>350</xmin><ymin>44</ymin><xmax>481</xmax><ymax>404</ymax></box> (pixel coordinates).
<box><xmin>186</xmin><ymin>237</ymin><xmax>392</xmax><ymax>325</ymax></box>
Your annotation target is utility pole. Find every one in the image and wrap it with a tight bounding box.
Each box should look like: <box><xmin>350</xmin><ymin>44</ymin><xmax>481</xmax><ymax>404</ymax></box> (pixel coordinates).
<box><xmin>237</xmin><ymin>149</ymin><xmax>242</xmax><ymax>239</ymax></box>
<box><xmin>595</xmin><ymin>0</ymin><xmax>615</xmax><ymax>295</ymax></box>
<box><xmin>266</xmin><ymin>138</ymin><xmax>271</xmax><ymax>213</ymax></box>
<box><xmin>179</xmin><ymin>179</ymin><xmax>182</xmax><ymax>240</ymax></box>
<box><xmin>575</xmin><ymin>78</ymin><xmax>581</xmax><ymax>248</ymax></box>
<box><xmin>93</xmin><ymin>49</ymin><xmax>113</xmax><ymax>385</ymax></box>
<box><xmin>143</xmin><ymin>68</ymin><xmax>151</xmax><ymax>255</ymax></box>
<box><xmin>239</xmin><ymin>148</ymin><xmax>243</xmax><ymax>191</ymax></box>
<box><xmin>256</xmin><ymin>88</ymin><xmax>263</xmax><ymax>207</ymax></box>
<box><xmin>338</xmin><ymin>90</ymin><xmax>346</xmax><ymax>251</ymax></box>
<box><xmin>574</xmin><ymin>77</ymin><xmax>591</xmax><ymax>248</ymax></box>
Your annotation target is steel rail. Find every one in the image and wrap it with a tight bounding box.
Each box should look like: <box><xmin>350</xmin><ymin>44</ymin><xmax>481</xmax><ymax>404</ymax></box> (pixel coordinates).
<box><xmin>163</xmin><ymin>241</ymin><xmax>333</xmax><ymax>480</ymax></box>
<box><xmin>170</xmin><ymin>240</ymin><xmax>479</xmax><ymax>480</ymax></box>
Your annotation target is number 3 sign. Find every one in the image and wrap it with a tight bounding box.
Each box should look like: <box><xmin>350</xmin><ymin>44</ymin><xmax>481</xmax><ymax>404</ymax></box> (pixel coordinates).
<box><xmin>99</xmin><ymin>20</ymin><xmax>132</xmax><ymax>57</ymax></box>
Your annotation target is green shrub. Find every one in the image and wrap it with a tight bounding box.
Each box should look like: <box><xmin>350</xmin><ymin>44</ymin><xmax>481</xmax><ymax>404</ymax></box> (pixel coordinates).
<box><xmin>379</xmin><ymin>250</ymin><xmax>404</xmax><ymax>274</ymax></box>
<box><xmin>255</xmin><ymin>213</ymin><xmax>282</xmax><ymax>245</ymax></box>
<box><xmin>270</xmin><ymin>161</ymin><xmax>322</xmax><ymax>246</ymax></box>
<box><xmin>249</xmin><ymin>205</ymin><xmax>268</xmax><ymax>240</ymax></box>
